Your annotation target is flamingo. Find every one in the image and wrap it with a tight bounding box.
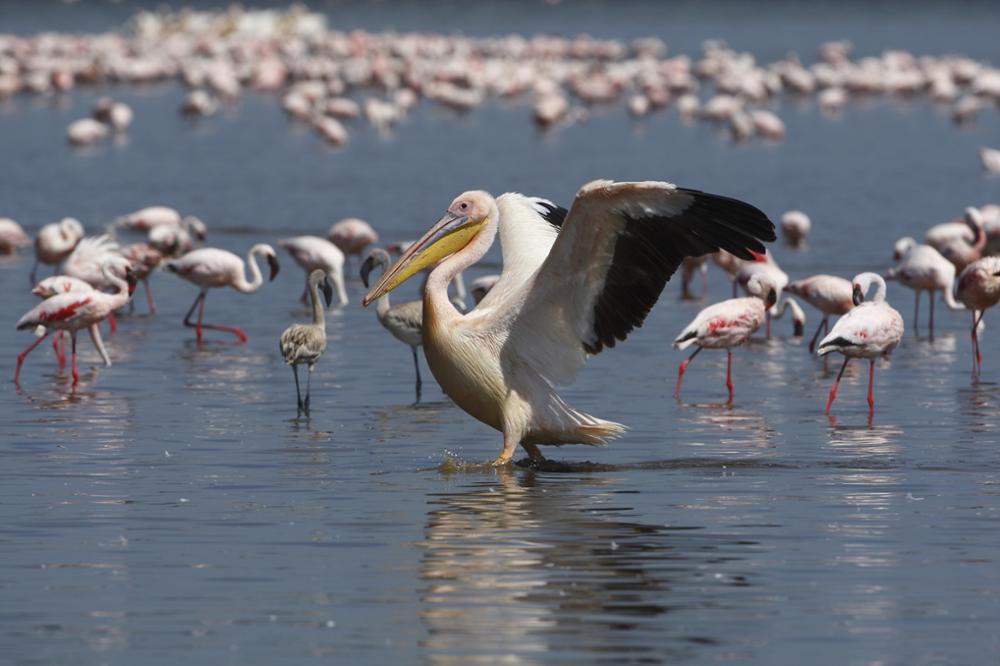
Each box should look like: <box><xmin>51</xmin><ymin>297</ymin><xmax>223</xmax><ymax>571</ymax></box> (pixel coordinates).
<box><xmin>32</xmin><ymin>217</ymin><xmax>84</xmax><ymax>283</ymax></box>
<box><xmin>277</xmin><ymin>236</ymin><xmax>348</xmax><ymax>307</ymax></box>
<box><xmin>360</xmin><ymin>248</ymin><xmax>429</xmax><ymax>403</ymax></box>
<box><xmin>23</xmin><ymin>276</ymin><xmax>108</xmax><ymax>376</ymax></box>
<box><xmin>817</xmin><ymin>272</ymin><xmax>904</xmax><ymax>416</ymax></box>
<box><xmin>955</xmin><ymin>256</ymin><xmax>1000</xmax><ymax>379</ymax></box>
<box><xmin>679</xmin><ymin>255</ymin><xmax>710</xmax><ymax>299</ymax></box>
<box><xmin>15</xmin><ymin>260</ymin><xmax>135</xmax><ymax>386</ymax></box>
<box><xmin>0</xmin><ymin>218</ymin><xmax>30</xmax><ymax>254</ymax></box>
<box><xmin>780</xmin><ymin>210</ymin><xmax>811</xmax><ymax>248</ymax></box>
<box><xmin>785</xmin><ymin>274</ymin><xmax>855</xmax><ymax>353</ymax></box>
<box><xmin>165</xmin><ymin>244</ymin><xmax>280</xmax><ymax>343</ymax></box>
<box><xmin>673</xmin><ymin>273</ymin><xmax>778</xmax><ymax>404</ymax></box>
<box><xmin>280</xmin><ymin>269</ymin><xmax>334</xmax><ymax>412</ymax></box>
<box><xmin>887</xmin><ymin>237</ymin><xmax>963</xmax><ymax>336</ymax></box>
<box><xmin>937</xmin><ymin>207</ymin><xmax>986</xmax><ymax>273</ymax></box>
<box><xmin>734</xmin><ymin>257</ymin><xmax>803</xmax><ymax>337</ymax></box>
<box><xmin>119</xmin><ymin>243</ymin><xmax>164</xmax><ymax>313</ymax></box>
<box><xmin>327</xmin><ymin>218</ymin><xmax>378</xmax><ymax>261</ymax></box>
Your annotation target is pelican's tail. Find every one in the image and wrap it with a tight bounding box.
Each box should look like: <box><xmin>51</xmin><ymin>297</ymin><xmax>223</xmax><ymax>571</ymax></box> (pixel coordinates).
<box><xmin>573</xmin><ymin>418</ymin><xmax>628</xmax><ymax>445</ymax></box>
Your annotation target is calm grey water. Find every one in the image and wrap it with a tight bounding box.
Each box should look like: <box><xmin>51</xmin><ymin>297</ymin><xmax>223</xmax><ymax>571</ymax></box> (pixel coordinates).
<box><xmin>2</xmin><ymin>2</ymin><xmax>1000</xmax><ymax>665</ymax></box>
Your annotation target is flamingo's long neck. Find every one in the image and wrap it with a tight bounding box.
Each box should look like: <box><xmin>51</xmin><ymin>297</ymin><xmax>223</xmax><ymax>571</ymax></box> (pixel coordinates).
<box><xmin>869</xmin><ymin>275</ymin><xmax>888</xmax><ymax>303</ymax></box>
<box><xmin>102</xmin><ymin>264</ymin><xmax>132</xmax><ymax>310</ymax></box>
<box><xmin>372</xmin><ymin>256</ymin><xmax>393</xmax><ymax>322</ymax></box>
<box><xmin>234</xmin><ymin>248</ymin><xmax>265</xmax><ymax>293</ymax></box>
<box><xmin>424</xmin><ymin>211</ymin><xmax>498</xmax><ymax>326</ymax></box>
<box><xmin>309</xmin><ymin>276</ymin><xmax>326</xmax><ymax>329</ymax></box>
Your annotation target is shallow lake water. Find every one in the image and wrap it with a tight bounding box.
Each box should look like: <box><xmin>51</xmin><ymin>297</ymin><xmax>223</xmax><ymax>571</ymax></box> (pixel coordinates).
<box><xmin>2</xmin><ymin>2</ymin><xmax>1000</xmax><ymax>664</ymax></box>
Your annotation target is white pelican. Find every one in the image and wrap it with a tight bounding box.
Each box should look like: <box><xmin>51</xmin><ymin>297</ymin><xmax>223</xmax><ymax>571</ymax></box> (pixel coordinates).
<box><xmin>363</xmin><ymin>180</ymin><xmax>775</xmax><ymax>464</ymax></box>
<box><xmin>817</xmin><ymin>273</ymin><xmax>904</xmax><ymax>416</ymax></box>
<box><xmin>280</xmin><ymin>269</ymin><xmax>334</xmax><ymax>412</ymax></box>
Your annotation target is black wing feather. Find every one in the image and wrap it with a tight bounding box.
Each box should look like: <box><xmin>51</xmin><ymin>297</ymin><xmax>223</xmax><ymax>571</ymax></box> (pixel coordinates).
<box><xmin>585</xmin><ymin>188</ymin><xmax>775</xmax><ymax>355</ymax></box>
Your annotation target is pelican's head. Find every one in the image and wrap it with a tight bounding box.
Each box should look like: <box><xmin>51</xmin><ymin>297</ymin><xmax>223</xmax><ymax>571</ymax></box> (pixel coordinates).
<box><xmin>362</xmin><ymin>191</ymin><xmax>494</xmax><ymax>306</ymax></box>
<box><xmin>746</xmin><ymin>273</ymin><xmax>778</xmax><ymax>309</ymax></box>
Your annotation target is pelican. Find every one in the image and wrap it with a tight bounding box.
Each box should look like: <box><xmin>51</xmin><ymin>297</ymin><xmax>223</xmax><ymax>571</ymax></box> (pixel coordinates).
<box><xmin>280</xmin><ymin>269</ymin><xmax>334</xmax><ymax>412</ymax></box>
<box><xmin>363</xmin><ymin>180</ymin><xmax>775</xmax><ymax>464</ymax></box>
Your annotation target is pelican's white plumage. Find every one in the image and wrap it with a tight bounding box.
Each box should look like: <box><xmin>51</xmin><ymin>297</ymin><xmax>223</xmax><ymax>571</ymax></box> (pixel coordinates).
<box><xmin>364</xmin><ymin>179</ymin><xmax>775</xmax><ymax>464</ymax></box>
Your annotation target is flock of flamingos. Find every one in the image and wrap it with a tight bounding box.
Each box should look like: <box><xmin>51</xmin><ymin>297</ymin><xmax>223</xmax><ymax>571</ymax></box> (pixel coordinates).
<box><xmin>1</xmin><ymin>7</ymin><xmax>999</xmax><ymax>461</ymax></box>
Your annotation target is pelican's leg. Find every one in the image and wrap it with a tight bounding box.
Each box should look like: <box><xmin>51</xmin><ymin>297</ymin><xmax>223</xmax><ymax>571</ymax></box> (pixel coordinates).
<box><xmin>144</xmin><ymin>279</ymin><xmax>156</xmax><ymax>314</ymax></box>
<box><xmin>182</xmin><ymin>291</ymin><xmax>206</xmax><ymax>343</ymax></box>
<box><xmin>824</xmin><ymin>357</ymin><xmax>850</xmax><ymax>415</ymax></box>
<box><xmin>808</xmin><ymin>316</ymin><xmax>828</xmax><ymax>354</ymax></box>
<box><xmin>725</xmin><ymin>349</ymin><xmax>734</xmax><ymax>405</ymax></box>
<box><xmin>14</xmin><ymin>331</ymin><xmax>49</xmax><ymax>384</ymax></box>
<box><xmin>412</xmin><ymin>346</ymin><xmax>422</xmax><ymax>404</ymax></box>
<box><xmin>867</xmin><ymin>358</ymin><xmax>876</xmax><ymax>414</ymax></box>
<box><xmin>88</xmin><ymin>324</ymin><xmax>111</xmax><ymax>367</ymax></box>
<box><xmin>492</xmin><ymin>434</ymin><xmax>519</xmax><ymax>466</ymax></box>
<box><xmin>292</xmin><ymin>364</ymin><xmax>303</xmax><ymax>411</ymax></box>
<box><xmin>674</xmin><ymin>346</ymin><xmax>702</xmax><ymax>400</ymax></box>
<box><xmin>521</xmin><ymin>442</ymin><xmax>547</xmax><ymax>464</ymax></box>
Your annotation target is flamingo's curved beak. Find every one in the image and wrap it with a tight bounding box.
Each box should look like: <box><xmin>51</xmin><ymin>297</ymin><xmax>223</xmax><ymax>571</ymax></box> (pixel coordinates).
<box><xmin>766</xmin><ymin>289</ymin><xmax>777</xmax><ymax>309</ymax></box>
<box><xmin>267</xmin><ymin>254</ymin><xmax>280</xmax><ymax>281</ymax></box>
<box><xmin>322</xmin><ymin>276</ymin><xmax>334</xmax><ymax>307</ymax></box>
<box><xmin>852</xmin><ymin>284</ymin><xmax>864</xmax><ymax>306</ymax></box>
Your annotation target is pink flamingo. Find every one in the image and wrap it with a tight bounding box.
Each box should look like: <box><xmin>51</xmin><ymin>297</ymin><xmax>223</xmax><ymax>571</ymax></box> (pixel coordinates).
<box><xmin>31</xmin><ymin>217</ymin><xmax>84</xmax><ymax>283</ymax></box>
<box><xmin>119</xmin><ymin>243</ymin><xmax>164</xmax><ymax>314</ymax></box>
<box><xmin>673</xmin><ymin>273</ymin><xmax>778</xmax><ymax>404</ymax></box>
<box><xmin>817</xmin><ymin>272</ymin><xmax>904</xmax><ymax>416</ymax></box>
<box><xmin>955</xmin><ymin>256</ymin><xmax>1000</xmax><ymax>379</ymax></box>
<box><xmin>277</xmin><ymin>236</ymin><xmax>348</xmax><ymax>306</ymax></box>
<box><xmin>937</xmin><ymin>207</ymin><xmax>986</xmax><ymax>273</ymax></box>
<box><xmin>327</xmin><ymin>218</ymin><xmax>378</xmax><ymax>261</ymax></box>
<box><xmin>15</xmin><ymin>260</ymin><xmax>134</xmax><ymax>386</ymax></box>
<box><xmin>887</xmin><ymin>237</ymin><xmax>963</xmax><ymax>337</ymax></box>
<box><xmin>785</xmin><ymin>274</ymin><xmax>855</xmax><ymax>353</ymax></box>
<box><xmin>29</xmin><ymin>275</ymin><xmax>97</xmax><ymax>370</ymax></box>
<box><xmin>0</xmin><ymin>218</ymin><xmax>30</xmax><ymax>254</ymax></box>
<box><xmin>165</xmin><ymin>244</ymin><xmax>279</xmax><ymax>343</ymax></box>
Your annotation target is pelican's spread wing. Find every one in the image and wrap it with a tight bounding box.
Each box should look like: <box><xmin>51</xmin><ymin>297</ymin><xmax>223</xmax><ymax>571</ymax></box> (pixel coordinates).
<box><xmin>507</xmin><ymin>179</ymin><xmax>775</xmax><ymax>384</ymax></box>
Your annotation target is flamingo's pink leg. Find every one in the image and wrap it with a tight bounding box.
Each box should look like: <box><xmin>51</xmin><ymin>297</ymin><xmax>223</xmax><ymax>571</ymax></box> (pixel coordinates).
<box><xmin>108</xmin><ymin>312</ymin><xmax>118</xmax><ymax>335</ymax></box>
<box><xmin>184</xmin><ymin>290</ymin><xmax>247</xmax><ymax>343</ymax></box>
<box><xmin>70</xmin><ymin>333</ymin><xmax>79</xmax><ymax>386</ymax></box>
<box><xmin>726</xmin><ymin>349</ymin><xmax>734</xmax><ymax>404</ymax></box>
<box><xmin>15</xmin><ymin>332</ymin><xmax>50</xmax><ymax>384</ymax></box>
<box><xmin>867</xmin><ymin>358</ymin><xmax>876</xmax><ymax>413</ymax></box>
<box><xmin>928</xmin><ymin>291</ymin><xmax>935</xmax><ymax>339</ymax></box>
<box><xmin>825</xmin><ymin>357</ymin><xmax>850</xmax><ymax>415</ymax></box>
<box><xmin>913</xmin><ymin>290</ymin><xmax>920</xmax><ymax>335</ymax></box>
<box><xmin>144</xmin><ymin>279</ymin><xmax>156</xmax><ymax>314</ymax></box>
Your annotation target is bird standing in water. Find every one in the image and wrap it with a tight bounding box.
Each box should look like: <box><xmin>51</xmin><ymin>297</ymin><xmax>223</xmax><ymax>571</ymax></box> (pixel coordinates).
<box><xmin>363</xmin><ymin>180</ymin><xmax>775</xmax><ymax>464</ymax></box>
<box><xmin>817</xmin><ymin>272</ymin><xmax>904</xmax><ymax>417</ymax></box>
<box><xmin>280</xmin><ymin>269</ymin><xmax>333</xmax><ymax>413</ymax></box>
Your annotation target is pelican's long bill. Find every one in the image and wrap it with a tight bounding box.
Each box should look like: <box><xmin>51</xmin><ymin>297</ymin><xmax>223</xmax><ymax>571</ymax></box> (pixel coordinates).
<box><xmin>362</xmin><ymin>212</ymin><xmax>486</xmax><ymax>305</ymax></box>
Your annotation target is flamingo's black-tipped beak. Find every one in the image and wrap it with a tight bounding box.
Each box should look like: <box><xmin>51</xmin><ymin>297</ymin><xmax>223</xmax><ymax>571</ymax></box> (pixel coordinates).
<box><xmin>267</xmin><ymin>254</ymin><xmax>280</xmax><ymax>281</ymax></box>
<box><xmin>322</xmin><ymin>276</ymin><xmax>334</xmax><ymax>307</ymax></box>
<box><xmin>766</xmin><ymin>289</ymin><xmax>777</xmax><ymax>308</ymax></box>
<box><xmin>125</xmin><ymin>267</ymin><xmax>138</xmax><ymax>295</ymax></box>
<box><xmin>852</xmin><ymin>284</ymin><xmax>864</xmax><ymax>306</ymax></box>
<box><xmin>360</xmin><ymin>255</ymin><xmax>375</xmax><ymax>288</ymax></box>
<box><xmin>794</xmin><ymin>320</ymin><xmax>804</xmax><ymax>337</ymax></box>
